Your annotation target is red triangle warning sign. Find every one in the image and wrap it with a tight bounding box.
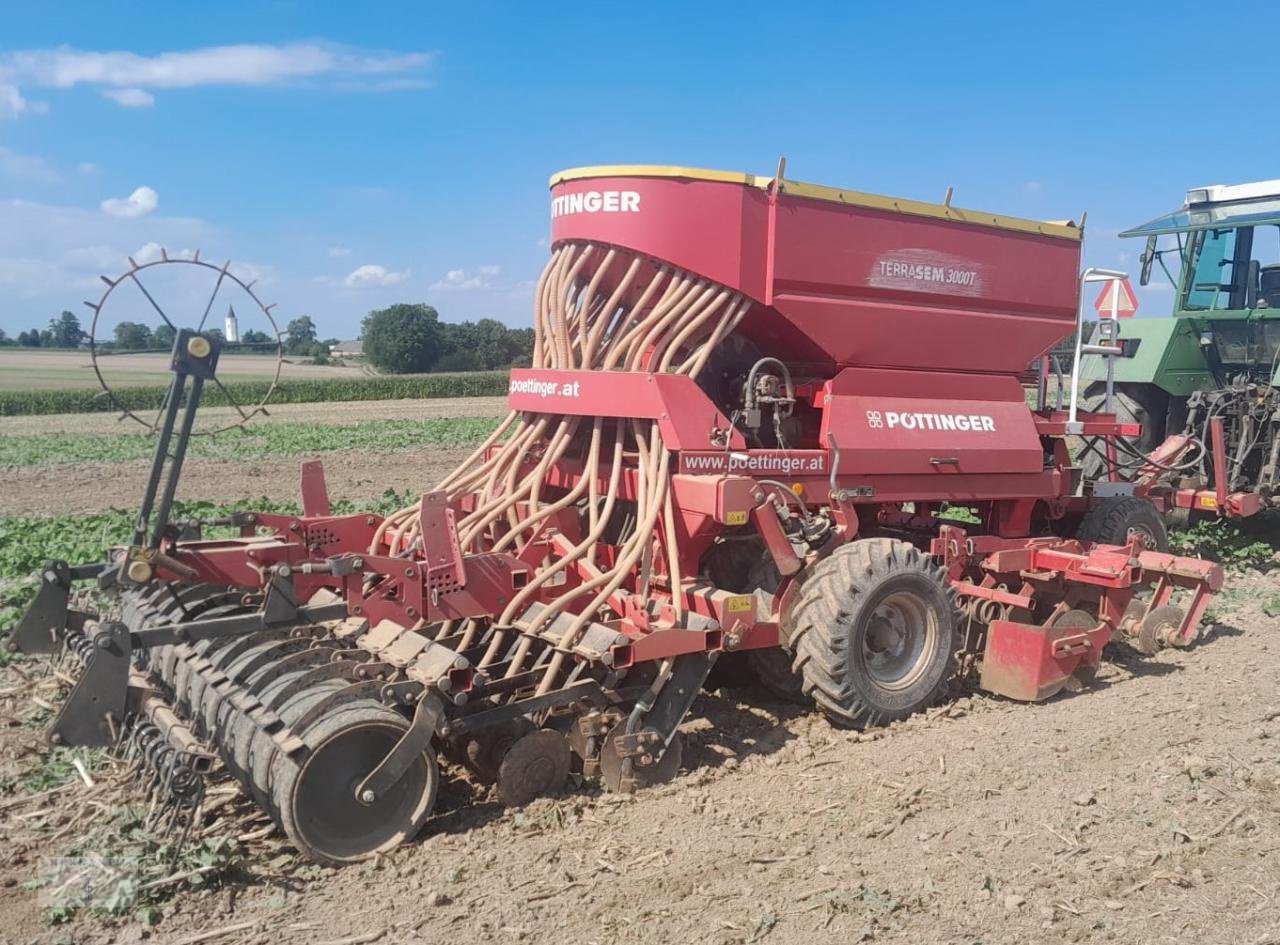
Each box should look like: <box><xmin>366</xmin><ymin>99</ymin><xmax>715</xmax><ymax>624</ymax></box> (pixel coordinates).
<box><xmin>1093</xmin><ymin>277</ymin><xmax>1138</xmax><ymax>318</ymax></box>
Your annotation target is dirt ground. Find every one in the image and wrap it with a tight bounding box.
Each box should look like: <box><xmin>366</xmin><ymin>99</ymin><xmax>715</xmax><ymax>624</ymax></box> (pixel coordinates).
<box><xmin>0</xmin><ymin>399</ymin><xmax>1276</xmax><ymax>945</ymax></box>
<box><xmin>0</xmin><ymin>398</ymin><xmax>509</xmax><ymax>516</ymax></box>
<box><xmin>1</xmin><ymin>571</ymin><xmax>1277</xmax><ymax>945</ymax></box>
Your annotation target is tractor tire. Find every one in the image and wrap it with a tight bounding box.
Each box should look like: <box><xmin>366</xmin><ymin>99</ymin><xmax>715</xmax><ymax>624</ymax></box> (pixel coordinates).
<box><xmin>1077</xmin><ymin>495</ymin><xmax>1169</xmax><ymax>552</ymax></box>
<box><xmin>1080</xmin><ymin>382</ymin><xmax>1169</xmax><ymax>482</ymax></box>
<box><xmin>747</xmin><ymin>647</ymin><xmax>808</xmax><ymax>704</ymax></box>
<box><xmin>787</xmin><ymin>538</ymin><xmax>958</xmax><ymax>728</ymax></box>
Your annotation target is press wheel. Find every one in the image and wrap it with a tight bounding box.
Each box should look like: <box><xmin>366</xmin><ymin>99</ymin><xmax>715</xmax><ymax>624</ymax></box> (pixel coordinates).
<box><xmin>274</xmin><ymin>701</ymin><xmax>438</xmax><ymax>865</ymax></box>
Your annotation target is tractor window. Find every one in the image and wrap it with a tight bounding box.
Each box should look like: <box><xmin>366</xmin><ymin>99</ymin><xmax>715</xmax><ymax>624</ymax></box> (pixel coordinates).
<box><xmin>1183</xmin><ymin>228</ymin><xmax>1239</xmax><ymax>311</ymax></box>
<box><xmin>1255</xmin><ymin>225</ymin><xmax>1280</xmax><ymax>309</ymax></box>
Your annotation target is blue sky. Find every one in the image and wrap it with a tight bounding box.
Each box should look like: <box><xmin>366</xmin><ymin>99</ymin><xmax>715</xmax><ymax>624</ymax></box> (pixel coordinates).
<box><xmin>2</xmin><ymin>1</ymin><xmax>1278</xmax><ymax>339</ymax></box>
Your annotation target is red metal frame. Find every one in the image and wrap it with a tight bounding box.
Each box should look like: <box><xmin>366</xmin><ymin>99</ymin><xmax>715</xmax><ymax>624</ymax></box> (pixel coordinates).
<box><xmin>143</xmin><ymin>167</ymin><xmax>1226</xmax><ymax>703</ymax></box>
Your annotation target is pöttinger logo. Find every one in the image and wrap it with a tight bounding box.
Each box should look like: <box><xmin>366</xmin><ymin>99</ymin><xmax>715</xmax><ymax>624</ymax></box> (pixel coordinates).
<box><xmin>865</xmin><ymin>410</ymin><xmax>884</xmax><ymax>429</ymax></box>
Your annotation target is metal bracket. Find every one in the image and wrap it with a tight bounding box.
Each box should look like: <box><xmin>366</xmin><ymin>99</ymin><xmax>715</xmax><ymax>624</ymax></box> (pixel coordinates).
<box><xmin>299</xmin><ymin>460</ymin><xmax>332</xmax><ymax>517</ymax></box>
<box><xmin>419</xmin><ymin>492</ymin><xmax>466</xmax><ymax>592</ymax></box>
<box><xmin>634</xmin><ymin>651</ymin><xmax>716</xmax><ymax>748</ymax></box>
<box><xmin>355</xmin><ymin>694</ymin><xmax>444</xmax><ymax>803</ymax></box>
<box><xmin>49</xmin><ymin>621</ymin><xmax>131</xmax><ymax>747</ymax></box>
<box><xmin>9</xmin><ymin>561</ymin><xmax>73</xmax><ymax>655</ymax></box>
<box><xmin>262</xmin><ymin>568</ymin><xmax>301</xmax><ymax>625</ymax></box>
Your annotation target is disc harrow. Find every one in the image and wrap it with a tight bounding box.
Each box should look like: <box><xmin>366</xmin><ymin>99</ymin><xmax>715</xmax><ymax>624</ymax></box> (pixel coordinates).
<box><xmin>10</xmin><ymin>165</ymin><xmax>1230</xmax><ymax>866</ymax></box>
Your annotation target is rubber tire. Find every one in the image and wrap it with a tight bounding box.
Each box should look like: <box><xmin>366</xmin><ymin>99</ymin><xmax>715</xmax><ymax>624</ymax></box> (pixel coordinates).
<box><xmin>788</xmin><ymin>538</ymin><xmax>958</xmax><ymax>729</ymax></box>
<box><xmin>1077</xmin><ymin>496</ymin><xmax>1169</xmax><ymax>553</ymax></box>
<box><xmin>747</xmin><ymin>647</ymin><xmax>808</xmax><ymax>704</ymax></box>
<box><xmin>1080</xmin><ymin>382</ymin><xmax>1169</xmax><ymax>482</ymax></box>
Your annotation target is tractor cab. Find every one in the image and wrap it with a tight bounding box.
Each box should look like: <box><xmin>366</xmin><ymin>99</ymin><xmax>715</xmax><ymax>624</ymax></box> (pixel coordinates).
<box><xmin>1123</xmin><ymin>179</ymin><xmax>1280</xmax><ymax>378</ymax></box>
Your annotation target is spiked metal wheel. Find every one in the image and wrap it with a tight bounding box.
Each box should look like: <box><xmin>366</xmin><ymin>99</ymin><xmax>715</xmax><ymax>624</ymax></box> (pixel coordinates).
<box><xmin>85</xmin><ymin>251</ymin><xmax>283</xmax><ymax>435</ymax></box>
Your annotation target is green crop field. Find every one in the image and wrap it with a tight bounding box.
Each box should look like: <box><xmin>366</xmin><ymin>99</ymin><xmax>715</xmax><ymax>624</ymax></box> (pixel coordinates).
<box><xmin>0</xmin><ymin>416</ymin><xmax>503</xmax><ymax>468</ymax></box>
<box><xmin>0</xmin><ymin>367</ymin><xmax>510</xmax><ymax>415</ymax></box>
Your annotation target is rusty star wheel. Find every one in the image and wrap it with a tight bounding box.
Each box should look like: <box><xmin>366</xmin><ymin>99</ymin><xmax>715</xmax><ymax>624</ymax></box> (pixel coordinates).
<box><xmin>85</xmin><ymin>251</ymin><xmax>283</xmax><ymax>436</ymax></box>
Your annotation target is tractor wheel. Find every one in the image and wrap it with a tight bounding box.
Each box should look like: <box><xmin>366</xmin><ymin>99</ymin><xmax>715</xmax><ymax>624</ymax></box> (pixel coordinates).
<box><xmin>787</xmin><ymin>538</ymin><xmax>958</xmax><ymax>728</ymax></box>
<box><xmin>747</xmin><ymin>647</ymin><xmax>808</xmax><ymax>704</ymax></box>
<box><xmin>1080</xmin><ymin>382</ymin><xmax>1169</xmax><ymax>482</ymax></box>
<box><xmin>1078</xmin><ymin>496</ymin><xmax>1169</xmax><ymax>552</ymax></box>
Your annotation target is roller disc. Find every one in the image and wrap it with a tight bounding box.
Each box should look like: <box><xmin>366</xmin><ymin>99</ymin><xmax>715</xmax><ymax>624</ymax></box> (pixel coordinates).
<box><xmin>1049</xmin><ymin>609</ymin><xmax>1099</xmax><ymax>692</ymax></box>
<box><xmin>231</xmin><ymin>668</ymin><xmax>313</xmax><ymax>808</ymax></box>
<box><xmin>226</xmin><ymin>638</ymin><xmax>311</xmax><ymax>779</ymax></box>
<box><xmin>461</xmin><ymin>720</ymin><xmax>530</xmax><ymax>784</ymax></box>
<box><xmin>250</xmin><ymin>678</ymin><xmax>349</xmax><ymax>823</ymax></box>
<box><xmin>598</xmin><ymin>722</ymin><xmax>684</xmax><ymax>794</ymax></box>
<box><xmin>497</xmin><ymin>729</ymin><xmax>571</xmax><ymax>806</ymax></box>
<box><xmin>1139</xmin><ymin>604</ymin><xmax>1186</xmax><ymax>654</ymax></box>
<box><xmin>275</xmin><ymin>702</ymin><xmax>438</xmax><ymax>865</ymax></box>
<box><xmin>198</xmin><ymin>630</ymin><xmax>286</xmax><ymax>737</ymax></box>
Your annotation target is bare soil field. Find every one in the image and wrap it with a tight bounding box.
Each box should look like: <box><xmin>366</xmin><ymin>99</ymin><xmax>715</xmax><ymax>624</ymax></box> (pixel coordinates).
<box><xmin>0</xmin><ymin>397</ymin><xmax>508</xmax><ymax>515</ymax></box>
<box><xmin>0</xmin><ymin>448</ymin><xmax>476</xmax><ymax>516</ymax></box>
<box><xmin>0</xmin><ymin>571</ymin><xmax>1276</xmax><ymax>945</ymax></box>
<box><xmin>0</xmin><ymin>397</ymin><xmax>1275</xmax><ymax>945</ymax></box>
<box><xmin>0</xmin><ymin>350</ymin><xmax>365</xmax><ymax>390</ymax></box>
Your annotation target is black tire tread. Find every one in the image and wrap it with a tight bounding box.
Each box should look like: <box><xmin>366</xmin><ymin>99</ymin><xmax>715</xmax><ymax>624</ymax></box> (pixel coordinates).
<box><xmin>788</xmin><ymin>538</ymin><xmax>958</xmax><ymax>729</ymax></box>
<box><xmin>1077</xmin><ymin>495</ymin><xmax>1169</xmax><ymax>552</ymax></box>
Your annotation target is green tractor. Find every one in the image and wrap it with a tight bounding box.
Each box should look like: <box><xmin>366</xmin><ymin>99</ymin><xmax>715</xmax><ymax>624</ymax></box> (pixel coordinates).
<box><xmin>1079</xmin><ymin>179</ymin><xmax>1280</xmax><ymax>519</ymax></box>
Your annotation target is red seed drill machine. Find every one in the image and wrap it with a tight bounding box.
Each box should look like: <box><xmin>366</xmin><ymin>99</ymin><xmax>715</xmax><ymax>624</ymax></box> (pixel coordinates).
<box><xmin>10</xmin><ymin>164</ymin><xmax>1222</xmax><ymax>864</ymax></box>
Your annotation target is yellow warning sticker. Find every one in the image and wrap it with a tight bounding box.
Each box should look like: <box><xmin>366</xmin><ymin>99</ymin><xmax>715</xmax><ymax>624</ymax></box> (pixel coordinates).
<box><xmin>725</xmin><ymin>510</ymin><xmax>749</xmax><ymax>525</ymax></box>
<box><xmin>726</xmin><ymin>595</ymin><xmax>756</xmax><ymax>614</ymax></box>
<box><xmin>1199</xmin><ymin>495</ymin><xmax>1218</xmax><ymax>509</ymax></box>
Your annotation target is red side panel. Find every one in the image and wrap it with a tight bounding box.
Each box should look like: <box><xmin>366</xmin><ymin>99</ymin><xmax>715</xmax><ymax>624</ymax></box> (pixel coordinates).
<box><xmin>767</xmin><ymin>198</ymin><xmax>1081</xmax><ymax>374</ymax></box>
<box><xmin>820</xmin><ymin>368</ymin><xmax>1043</xmax><ymax>475</ymax></box>
<box><xmin>548</xmin><ymin>173</ymin><xmax>1082</xmax><ymax>376</ymax></box>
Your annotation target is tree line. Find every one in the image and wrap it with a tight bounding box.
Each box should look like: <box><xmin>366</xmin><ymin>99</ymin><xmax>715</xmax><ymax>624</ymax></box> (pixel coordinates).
<box><xmin>1</xmin><ymin>306</ymin><xmax>537</xmax><ymax>375</ymax></box>
<box><xmin>0</xmin><ymin>311</ymin><xmax>331</xmax><ymax>360</ymax></box>
<box><xmin>361</xmin><ymin>303</ymin><xmax>534</xmax><ymax>373</ymax></box>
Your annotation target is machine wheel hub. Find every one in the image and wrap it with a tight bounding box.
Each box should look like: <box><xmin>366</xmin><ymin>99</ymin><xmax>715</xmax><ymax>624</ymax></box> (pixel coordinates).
<box><xmin>862</xmin><ymin>591</ymin><xmax>936</xmax><ymax>691</ymax></box>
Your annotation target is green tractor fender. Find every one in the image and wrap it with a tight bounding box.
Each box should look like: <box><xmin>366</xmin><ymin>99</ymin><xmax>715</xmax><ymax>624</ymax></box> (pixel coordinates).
<box><xmin>1079</xmin><ymin>317</ymin><xmax>1215</xmax><ymax>398</ymax></box>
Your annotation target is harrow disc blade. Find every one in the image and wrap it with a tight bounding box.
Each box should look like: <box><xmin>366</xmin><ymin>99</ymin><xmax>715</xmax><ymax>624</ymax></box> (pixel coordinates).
<box><xmin>497</xmin><ymin>729</ymin><xmax>571</xmax><ymax>806</ymax></box>
<box><xmin>599</xmin><ymin>722</ymin><xmax>684</xmax><ymax>795</ymax></box>
<box><xmin>274</xmin><ymin>702</ymin><xmax>439</xmax><ymax>865</ymax></box>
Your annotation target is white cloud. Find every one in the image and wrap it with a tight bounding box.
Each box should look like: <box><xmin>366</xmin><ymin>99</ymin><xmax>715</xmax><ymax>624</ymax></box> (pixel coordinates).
<box><xmin>344</xmin><ymin>263</ymin><xmax>409</xmax><ymax>288</ymax></box>
<box><xmin>431</xmin><ymin>264</ymin><xmax>500</xmax><ymax>292</ymax></box>
<box><xmin>0</xmin><ymin>147</ymin><xmax>58</xmax><ymax>182</ymax></box>
<box><xmin>231</xmin><ymin>259</ymin><xmax>274</xmax><ymax>287</ymax></box>
<box><xmin>62</xmin><ymin>244</ymin><xmax>122</xmax><ymax>270</ymax></box>
<box><xmin>0</xmin><ymin>43</ymin><xmax>432</xmax><ymax>115</ymax></box>
<box><xmin>0</xmin><ymin>197</ymin><xmax>211</xmax><ymax>302</ymax></box>
<box><xmin>0</xmin><ymin>82</ymin><xmax>27</xmax><ymax>117</ymax></box>
<box><xmin>101</xmin><ymin>87</ymin><xmax>154</xmax><ymax>107</ymax></box>
<box><xmin>328</xmin><ymin>246</ymin><xmax>352</xmax><ymax>258</ymax></box>
<box><xmin>77</xmin><ymin>161</ymin><xmax>98</xmax><ymax>175</ymax></box>
<box><xmin>101</xmin><ymin>185</ymin><xmax>158</xmax><ymax>219</ymax></box>
<box><xmin>132</xmin><ymin>241</ymin><xmax>164</xmax><ymax>264</ymax></box>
